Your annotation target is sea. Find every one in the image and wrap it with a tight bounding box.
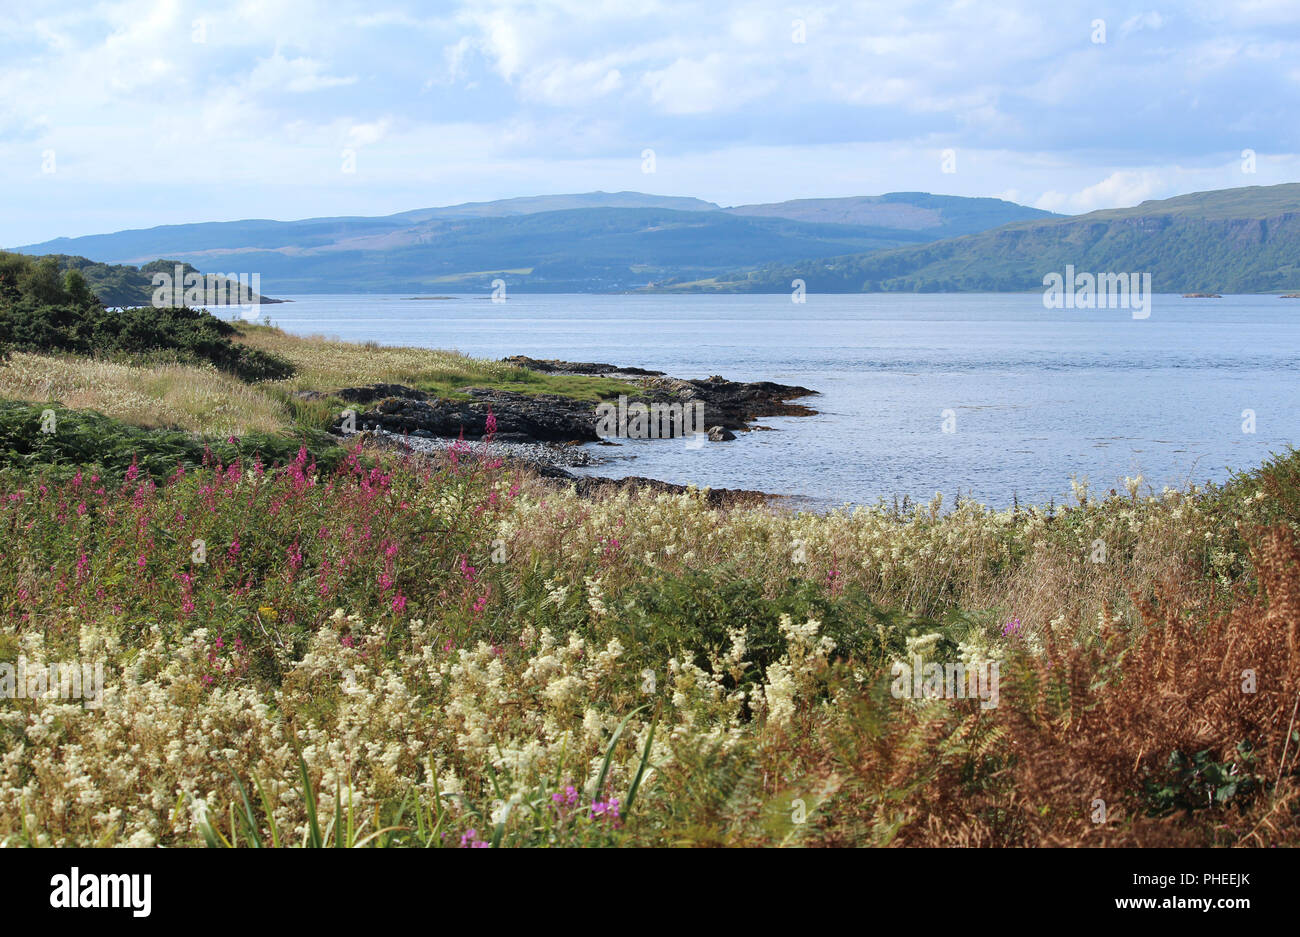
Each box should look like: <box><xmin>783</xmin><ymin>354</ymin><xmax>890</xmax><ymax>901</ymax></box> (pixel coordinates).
<box><xmin>257</xmin><ymin>292</ymin><xmax>1300</xmax><ymax>510</ymax></box>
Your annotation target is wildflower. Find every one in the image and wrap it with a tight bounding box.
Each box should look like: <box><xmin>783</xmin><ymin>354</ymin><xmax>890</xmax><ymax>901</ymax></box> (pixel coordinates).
<box><xmin>459</xmin><ymin>828</ymin><xmax>489</xmax><ymax>848</ymax></box>
<box><xmin>584</xmin><ymin>576</ymin><xmax>607</xmax><ymax>617</ymax></box>
<box><xmin>589</xmin><ymin>798</ymin><xmax>621</xmax><ymax>825</ymax></box>
<box><xmin>1002</xmin><ymin>617</ymin><xmax>1022</xmax><ymax>637</ymax></box>
<box><xmin>551</xmin><ymin>785</ymin><xmax>579</xmax><ymax>809</ymax></box>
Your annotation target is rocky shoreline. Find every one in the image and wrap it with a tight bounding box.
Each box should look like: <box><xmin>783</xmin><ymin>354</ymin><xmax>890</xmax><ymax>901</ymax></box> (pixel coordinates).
<box><xmin>313</xmin><ymin>356</ymin><xmax>818</xmax><ymax>504</ymax></box>
<box><xmin>361</xmin><ymin>427</ymin><xmax>771</xmax><ymax>506</ymax></box>
<box><xmin>309</xmin><ymin>358</ymin><xmax>816</xmax><ymax>445</ymax></box>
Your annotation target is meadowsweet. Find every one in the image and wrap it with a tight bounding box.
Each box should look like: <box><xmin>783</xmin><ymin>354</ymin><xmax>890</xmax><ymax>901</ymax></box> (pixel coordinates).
<box><xmin>0</xmin><ymin>417</ymin><xmax>1275</xmax><ymax>848</ymax></box>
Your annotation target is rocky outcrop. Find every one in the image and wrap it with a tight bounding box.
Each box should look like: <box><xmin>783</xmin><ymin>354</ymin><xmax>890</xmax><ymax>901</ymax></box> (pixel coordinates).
<box><xmin>555</xmin><ymin>473</ymin><xmax>770</xmax><ymax>507</ymax></box>
<box><xmin>339</xmin><ymin>388</ymin><xmax>600</xmax><ymax>443</ymax></box>
<box><xmin>358</xmin><ymin>427</ymin><xmax>772</xmax><ymax>506</ymax></box>
<box><xmin>502</xmin><ymin>356</ymin><xmax>665</xmax><ymax>377</ymax></box>
<box><xmin>323</xmin><ymin>359</ymin><xmax>817</xmax><ymax>446</ymax></box>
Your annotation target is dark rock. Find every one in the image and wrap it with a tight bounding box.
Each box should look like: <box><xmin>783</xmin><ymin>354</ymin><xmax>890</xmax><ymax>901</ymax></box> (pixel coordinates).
<box><xmin>554</xmin><ymin>473</ymin><xmax>770</xmax><ymax>507</ymax></box>
<box><xmin>327</xmin><ymin>358</ymin><xmax>818</xmax><ymax>446</ymax></box>
<box><xmin>502</xmin><ymin>355</ymin><xmax>664</xmax><ymax>376</ymax></box>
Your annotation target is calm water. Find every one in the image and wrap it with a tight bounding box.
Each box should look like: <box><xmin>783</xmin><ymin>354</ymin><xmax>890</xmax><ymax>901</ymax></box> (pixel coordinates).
<box><xmin>260</xmin><ymin>293</ymin><xmax>1300</xmax><ymax>509</ymax></box>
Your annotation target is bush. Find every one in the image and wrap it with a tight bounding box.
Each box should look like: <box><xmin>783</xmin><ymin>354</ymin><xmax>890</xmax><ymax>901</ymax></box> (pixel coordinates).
<box><xmin>0</xmin><ymin>255</ymin><xmax>293</xmax><ymax>382</ymax></box>
<box><xmin>0</xmin><ymin>401</ymin><xmax>344</xmax><ymax>480</ymax></box>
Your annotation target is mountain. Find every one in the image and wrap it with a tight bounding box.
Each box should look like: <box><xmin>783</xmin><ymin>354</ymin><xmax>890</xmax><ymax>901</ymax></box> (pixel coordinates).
<box><xmin>11</xmin><ymin>191</ymin><xmax>1053</xmax><ymax>294</ymax></box>
<box><xmin>723</xmin><ymin>192</ymin><xmax>1056</xmax><ymax>237</ymax></box>
<box><xmin>98</xmin><ymin>208</ymin><xmax>941</xmax><ymax>293</ymax></box>
<box><xmin>13</xmin><ymin>192</ymin><xmax>723</xmax><ymax>267</ymax></box>
<box><xmin>710</xmin><ymin>183</ymin><xmax>1300</xmax><ymax>294</ymax></box>
<box><xmin>389</xmin><ymin>191</ymin><xmax>721</xmax><ymax>223</ymax></box>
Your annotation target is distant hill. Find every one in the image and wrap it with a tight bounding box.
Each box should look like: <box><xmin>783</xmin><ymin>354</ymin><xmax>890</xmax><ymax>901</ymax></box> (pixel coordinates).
<box><xmin>13</xmin><ymin>192</ymin><xmax>723</xmax><ymax>267</ymax></box>
<box><xmin>0</xmin><ymin>253</ymin><xmax>278</xmax><ymax>307</ymax></box>
<box><xmin>709</xmin><ymin>184</ymin><xmax>1300</xmax><ymax>293</ymax></box>
<box><xmin>11</xmin><ymin>191</ymin><xmax>1056</xmax><ymax>294</ymax></box>
<box><xmin>390</xmin><ymin>191</ymin><xmax>721</xmax><ymax>223</ymax></box>
<box><xmin>724</xmin><ymin>192</ymin><xmax>1056</xmax><ymax>237</ymax></box>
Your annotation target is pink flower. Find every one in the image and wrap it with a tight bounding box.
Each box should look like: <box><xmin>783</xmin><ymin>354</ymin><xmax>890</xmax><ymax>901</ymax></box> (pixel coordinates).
<box><xmin>458</xmin><ymin>555</ymin><xmax>477</xmax><ymax>584</ymax></box>
<box><xmin>589</xmin><ymin>798</ymin><xmax>622</xmax><ymax>825</ymax></box>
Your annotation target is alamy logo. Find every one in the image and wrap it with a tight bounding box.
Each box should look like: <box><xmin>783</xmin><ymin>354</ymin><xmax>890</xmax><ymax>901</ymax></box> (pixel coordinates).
<box><xmin>151</xmin><ymin>264</ymin><xmax>261</xmax><ymax>318</ymax></box>
<box><xmin>50</xmin><ymin>868</ymin><xmax>151</xmax><ymax>917</ymax></box>
<box><xmin>595</xmin><ymin>395</ymin><xmax>707</xmax><ymax>447</ymax></box>
<box><xmin>890</xmin><ymin>655</ymin><xmax>1000</xmax><ymax>710</ymax></box>
<box><xmin>1</xmin><ymin>657</ymin><xmax>104</xmax><ymax>709</ymax></box>
<box><xmin>1042</xmin><ymin>265</ymin><xmax>1151</xmax><ymax>319</ymax></box>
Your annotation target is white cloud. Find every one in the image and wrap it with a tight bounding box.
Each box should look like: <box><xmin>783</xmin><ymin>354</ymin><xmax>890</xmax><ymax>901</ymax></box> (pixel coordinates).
<box><xmin>246</xmin><ymin>52</ymin><xmax>357</xmax><ymax>94</ymax></box>
<box><xmin>1034</xmin><ymin>170</ymin><xmax>1170</xmax><ymax>214</ymax></box>
<box><xmin>1120</xmin><ymin>11</ymin><xmax>1165</xmax><ymax>36</ymax></box>
<box><xmin>4</xmin><ymin>0</ymin><xmax>1300</xmax><ymax>245</ymax></box>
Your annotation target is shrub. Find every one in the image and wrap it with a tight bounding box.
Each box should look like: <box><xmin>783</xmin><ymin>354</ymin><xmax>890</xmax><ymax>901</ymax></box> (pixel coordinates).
<box><xmin>0</xmin><ymin>255</ymin><xmax>293</xmax><ymax>382</ymax></box>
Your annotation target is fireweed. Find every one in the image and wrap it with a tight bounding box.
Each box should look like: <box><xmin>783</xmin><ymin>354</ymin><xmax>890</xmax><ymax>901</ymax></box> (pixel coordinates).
<box><xmin>0</xmin><ymin>428</ymin><xmax>1296</xmax><ymax>845</ymax></box>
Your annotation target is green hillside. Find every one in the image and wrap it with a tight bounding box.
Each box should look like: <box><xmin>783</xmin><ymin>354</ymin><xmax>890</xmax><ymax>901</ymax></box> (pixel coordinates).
<box><xmin>710</xmin><ymin>184</ymin><xmax>1300</xmax><ymax>294</ymax></box>
<box><xmin>723</xmin><ymin>192</ymin><xmax>1056</xmax><ymax>236</ymax></box>
<box><xmin>0</xmin><ymin>253</ymin><xmax>279</xmax><ymax>307</ymax></box>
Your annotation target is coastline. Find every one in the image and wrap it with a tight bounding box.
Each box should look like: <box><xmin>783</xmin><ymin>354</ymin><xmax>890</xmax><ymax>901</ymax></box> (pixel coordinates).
<box><xmin>326</xmin><ymin>355</ymin><xmax>819</xmax><ymax>505</ymax></box>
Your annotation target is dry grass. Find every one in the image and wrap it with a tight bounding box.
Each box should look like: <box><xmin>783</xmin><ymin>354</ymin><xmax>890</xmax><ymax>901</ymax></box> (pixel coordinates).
<box><xmin>235</xmin><ymin>325</ymin><xmax>638</xmax><ymax>401</ymax></box>
<box><xmin>771</xmin><ymin>523</ymin><xmax>1300</xmax><ymax>847</ymax></box>
<box><xmin>233</xmin><ymin>325</ymin><xmax>522</xmax><ymax>392</ymax></box>
<box><xmin>0</xmin><ymin>352</ymin><xmax>288</xmax><ymax>435</ymax></box>
<box><xmin>0</xmin><ymin>326</ymin><xmax>644</xmax><ymax>443</ymax></box>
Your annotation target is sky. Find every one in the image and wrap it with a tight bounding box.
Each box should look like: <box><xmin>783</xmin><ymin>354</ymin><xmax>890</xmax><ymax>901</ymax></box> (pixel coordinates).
<box><xmin>2</xmin><ymin>0</ymin><xmax>1298</xmax><ymax>246</ymax></box>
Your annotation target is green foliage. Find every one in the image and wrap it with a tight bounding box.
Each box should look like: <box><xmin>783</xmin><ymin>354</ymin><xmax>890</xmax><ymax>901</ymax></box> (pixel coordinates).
<box><xmin>0</xmin><ymin>251</ymin><xmax>268</xmax><ymax>308</ymax></box>
<box><xmin>0</xmin><ymin>252</ymin><xmax>292</xmax><ymax>381</ymax></box>
<box><xmin>599</xmin><ymin>565</ymin><xmax>969</xmax><ymax>693</ymax></box>
<box><xmin>1142</xmin><ymin>743</ymin><xmax>1263</xmax><ymax>816</ymax></box>
<box><xmin>0</xmin><ymin>401</ymin><xmax>344</xmax><ymax>480</ymax></box>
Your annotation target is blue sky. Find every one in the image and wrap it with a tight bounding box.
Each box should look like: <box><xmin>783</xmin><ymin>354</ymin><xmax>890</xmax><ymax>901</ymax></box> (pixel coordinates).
<box><xmin>2</xmin><ymin>0</ymin><xmax>1298</xmax><ymax>246</ymax></box>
